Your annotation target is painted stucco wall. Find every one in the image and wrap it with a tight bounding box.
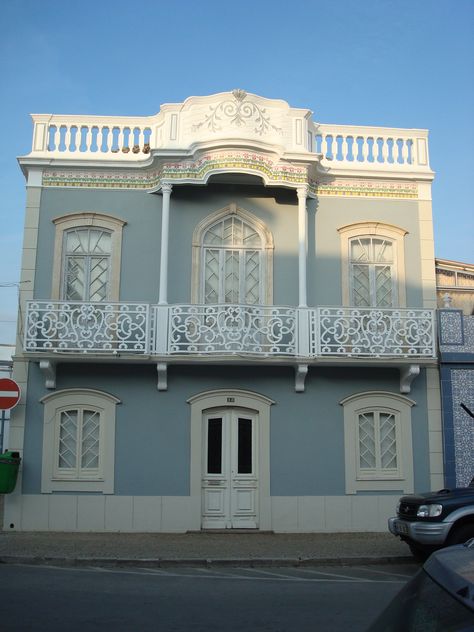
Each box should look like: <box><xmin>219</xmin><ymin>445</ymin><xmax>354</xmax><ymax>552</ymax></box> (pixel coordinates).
<box><xmin>21</xmin><ymin>362</ymin><xmax>431</xmax><ymax>497</ymax></box>
<box><xmin>34</xmin><ymin>185</ymin><xmax>424</xmax><ymax>308</ymax></box>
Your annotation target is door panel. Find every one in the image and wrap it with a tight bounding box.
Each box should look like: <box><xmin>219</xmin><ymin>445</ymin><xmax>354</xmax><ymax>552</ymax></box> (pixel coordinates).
<box><xmin>202</xmin><ymin>410</ymin><xmax>258</xmax><ymax>529</ymax></box>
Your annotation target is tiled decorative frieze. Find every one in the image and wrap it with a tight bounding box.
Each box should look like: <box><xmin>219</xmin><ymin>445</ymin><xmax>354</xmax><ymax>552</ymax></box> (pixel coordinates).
<box><xmin>451</xmin><ymin>369</ymin><xmax>474</xmax><ymax>487</ymax></box>
<box><xmin>310</xmin><ymin>178</ymin><xmax>418</xmax><ymax>199</ymax></box>
<box><xmin>42</xmin><ymin>151</ymin><xmax>308</xmax><ymax>189</ymax></box>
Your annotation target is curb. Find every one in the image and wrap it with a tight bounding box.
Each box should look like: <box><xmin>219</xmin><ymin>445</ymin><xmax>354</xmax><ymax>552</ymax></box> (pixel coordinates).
<box><xmin>0</xmin><ymin>555</ymin><xmax>417</xmax><ymax>569</ymax></box>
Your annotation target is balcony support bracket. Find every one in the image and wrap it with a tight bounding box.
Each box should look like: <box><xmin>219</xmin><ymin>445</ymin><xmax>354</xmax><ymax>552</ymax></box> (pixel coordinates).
<box><xmin>156</xmin><ymin>363</ymin><xmax>168</xmax><ymax>391</ymax></box>
<box><xmin>39</xmin><ymin>360</ymin><xmax>56</xmax><ymax>389</ymax></box>
<box><xmin>295</xmin><ymin>364</ymin><xmax>309</xmax><ymax>393</ymax></box>
<box><xmin>399</xmin><ymin>364</ymin><xmax>420</xmax><ymax>394</ymax></box>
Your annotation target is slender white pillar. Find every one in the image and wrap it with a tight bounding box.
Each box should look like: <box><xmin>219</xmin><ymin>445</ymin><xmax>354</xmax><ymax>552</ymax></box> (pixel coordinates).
<box><xmin>297</xmin><ymin>186</ymin><xmax>309</xmax><ymax>307</ymax></box>
<box><xmin>158</xmin><ymin>182</ymin><xmax>172</xmax><ymax>305</ymax></box>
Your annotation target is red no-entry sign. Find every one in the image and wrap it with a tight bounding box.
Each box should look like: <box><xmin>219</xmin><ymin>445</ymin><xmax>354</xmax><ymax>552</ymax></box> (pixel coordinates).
<box><xmin>0</xmin><ymin>378</ymin><xmax>21</xmax><ymax>411</ymax></box>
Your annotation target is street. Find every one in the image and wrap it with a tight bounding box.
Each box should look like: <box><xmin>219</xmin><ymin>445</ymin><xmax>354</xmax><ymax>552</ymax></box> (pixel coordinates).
<box><xmin>0</xmin><ymin>561</ymin><xmax>419</xmax><ymax>631</ymax></box>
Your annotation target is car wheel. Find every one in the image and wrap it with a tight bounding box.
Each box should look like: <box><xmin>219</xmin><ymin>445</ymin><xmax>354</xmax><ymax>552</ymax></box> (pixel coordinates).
<box><xmin>447</xmin><ymin>523</ymin><xmax>474</xmax><ymax>546</ymax></box>
<box><xmin>408</xmin><ymin>543</ymin><xmax>431</xmax><ymax>562</ymax></box>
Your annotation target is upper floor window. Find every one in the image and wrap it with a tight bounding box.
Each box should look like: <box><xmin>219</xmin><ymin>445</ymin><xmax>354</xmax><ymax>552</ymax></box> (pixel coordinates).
<box><xmin>350</xmin><ymin>236</ymin><xmax>395</xmax><ymax>307</ymax></box>
<box><xmin>338</xmin><ymin>222</ymin><xmax>408</xmax><ymax>308</ymax></box>
<box><xmin>192</xmin><ymin>204</ymin><xmax>274</xmax><ymax>305</ymax></box>
<box><xmin>63</xmin><ymin>228</ymin><xmax>111</xmax><ymax>301</ymax></box>
<box><xmin>51</xmin><ymin>213</ymin><xmax>126</xmax><ymax>301</ymax></box>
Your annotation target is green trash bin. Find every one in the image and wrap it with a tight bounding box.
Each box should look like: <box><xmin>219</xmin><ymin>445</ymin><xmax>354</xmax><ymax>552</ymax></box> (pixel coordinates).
<box><xmin>0</xmin><ymin>451</ymin><xmax>21</xmax><ymax>493</ymax></box>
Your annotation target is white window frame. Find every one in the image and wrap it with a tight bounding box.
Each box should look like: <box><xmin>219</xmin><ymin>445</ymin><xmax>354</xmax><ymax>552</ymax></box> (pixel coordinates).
<box><xmin>191</xmin><ymin>204</ymin><xmax>274</xmax><ymax>305</ymax></box>
<box><xmin>51</xmin><ymin>213</ymin><xmax>126</xmax><ymax>301</ymax></box>
<box><xmin>340</xmin><ymin>391</ymin><xmax>415</xmax><ymax>494</ymax></box>
<box><xmin>41</xmin><ymin>389</ymin><xmax>120</xmax><ymax>493</ymax></box>
<box><xmin>338</xmin><ymin>222</ymin><xmax>408</xmax><ymax>307</ymax></box>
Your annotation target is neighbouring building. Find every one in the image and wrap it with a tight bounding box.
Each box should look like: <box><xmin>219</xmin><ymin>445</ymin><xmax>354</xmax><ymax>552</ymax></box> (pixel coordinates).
<box><xmin>4</xmin><ymin>90</ymin><xmax>442</xmax><ymax>532</ymax></box>
<box><xmin>437</xmin><ymin>258</ymin><xmax>474</xmax><ymax>489</ymax></box>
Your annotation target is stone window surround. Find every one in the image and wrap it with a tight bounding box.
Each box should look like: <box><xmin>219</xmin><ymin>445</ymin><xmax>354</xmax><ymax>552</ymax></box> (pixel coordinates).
<box><xmin>338</xmin><ymin>222</ymin><xmax>408</xmax><ymax>307</ymax></box>
<box><xmin>40</xmin><ymin>388</ymin><xmax>120</xmax><ymax>494</ymax></box>
<box><xmin>51</xmin><ymin>212</ymin><xmax>126</xmax><ymax>301</ymax></box>
<box><xmin>340</xmin><ymin>390</ymin><xmax>415</xmax><ymax>494</ymax></box>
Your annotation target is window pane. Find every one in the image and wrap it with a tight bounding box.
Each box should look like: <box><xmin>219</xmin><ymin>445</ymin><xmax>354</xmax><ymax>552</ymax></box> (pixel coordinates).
<box><xmin>351</xmin><ymin>238</ymin><xmax>370</xmax><ymax>263</ymax></box>
<box><xmin>224</xmin><ymin>251</ymin><xmax>240</xmax><ymax>303</ymax></box>
<box><xmin>352</xmin><ymin>264</ymin><xmax>371</xmax><ymax>307</ymax></box>
<box><xmin>373</xmin><ymin>239</ymin><xmax>393</xmax><ymax>263</ymax></box>
<box><xmin>375</xmin><ymin>265</ymin><xmax>393</xmax><ymax>307</ymax></box>
<box><xmin>238</xmin><ymin>418</ymin><xmax>252</xmax><ymax>474</ymax></box>
<box><xmin>379</xmin><ymin>412</ymin><xmax>397</xmax><ymax>469</ymax></box>
<box><xmin>244</xmin><ymin>251</ymin><xmax>260</xmax><ymax>305</ymax></box>
<box><xmin>207</xmin><ymin>418</ymin><xmax>222</xmax><ymax>474</ymax></box>
<box><xmin>204</xmin><ymin>249</ymin><xmax>219</xmax><ymax>303</ymax></box>
<box><xmin>58</xmin><ymin>410</ymin><xmax>78</xmax><ymax>469</ymax></box>
<box><xmin>81</xmin><ymin>410</ymin><xmax>100</xmax><ymax>469</ymax></box>
<box><xmin>65</xmin><ymin>257</ymin><xmax>86</xmax><ymax>300</ymax></box>
<box><xmin>358</xmin><ymin>412</ymin><xmax>376</xmax><ymax>469</ymax></box>
<box><xmin>89</xmin><ymin>230</ymin><xmax>111</xmax><ymax>254</ymax></box>
<box><xmin>89</xmin><ymin>257</ymin><xmax>109</xmax><ymax>302</ymax></box>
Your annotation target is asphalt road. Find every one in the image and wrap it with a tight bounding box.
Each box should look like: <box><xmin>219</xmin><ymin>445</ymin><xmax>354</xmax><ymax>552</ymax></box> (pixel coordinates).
<box><xmin>0</xmin><ymin>562</ymin><xmax>419</xmax><ymax>631</ymax></box>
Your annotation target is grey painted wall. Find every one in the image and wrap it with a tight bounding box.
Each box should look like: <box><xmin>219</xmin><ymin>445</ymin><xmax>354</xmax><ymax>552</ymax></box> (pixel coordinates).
<box><xmin>36</xmin><ymin>185</ymin><xmax>423</xmax><ymax>308</ymax></box>
<box><xmin>22</xmin><ymin>362</ymin><xmax>430</xmax><ymax>496</ymax></box>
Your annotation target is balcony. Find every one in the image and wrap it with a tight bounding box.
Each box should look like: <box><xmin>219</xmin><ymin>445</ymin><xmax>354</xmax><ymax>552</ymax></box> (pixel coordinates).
<box><xmin>24</xmin><ymin>300</ymin><xmax>435</xmax><ymax>357</ymax></box>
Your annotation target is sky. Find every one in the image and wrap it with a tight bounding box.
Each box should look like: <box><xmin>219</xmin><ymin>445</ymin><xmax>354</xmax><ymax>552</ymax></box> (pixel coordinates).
<box><xmin>0</xmin><ymin>0</ymin><xmax>473</xmax><ymax>344</ymax></box>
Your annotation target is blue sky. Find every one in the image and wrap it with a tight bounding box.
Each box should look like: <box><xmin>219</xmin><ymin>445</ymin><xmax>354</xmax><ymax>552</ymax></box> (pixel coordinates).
<box><xmin>0</xmin><ymin>0</ymin><xmax>473</xmax><ymax>343</ymax></box>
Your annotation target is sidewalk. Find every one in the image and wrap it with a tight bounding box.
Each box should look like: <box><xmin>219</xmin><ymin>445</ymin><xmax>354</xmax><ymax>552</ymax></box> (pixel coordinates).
<box><xmin>0</xmin><ymin>530</ymin><xmax>412</xmax><ymax>568</ymax></box>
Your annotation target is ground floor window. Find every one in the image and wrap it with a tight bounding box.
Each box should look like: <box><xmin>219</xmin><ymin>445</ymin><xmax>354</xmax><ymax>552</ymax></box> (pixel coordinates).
<box><xmin>41</xmin><ymin>388</ymin><xmax>120</xmax><ymax>493</ymax></box>
<box><xmin>340</xmin><ymin>391</ymin><xmax>415</xmax><ymax>494</ymax></box>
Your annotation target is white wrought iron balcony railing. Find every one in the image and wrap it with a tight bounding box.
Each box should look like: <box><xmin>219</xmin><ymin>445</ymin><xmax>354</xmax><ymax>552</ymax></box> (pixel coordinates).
<box><xmin>24</xmin><ymin>301</ymin><xmax>437</xmax><ymax>360</ymax></box>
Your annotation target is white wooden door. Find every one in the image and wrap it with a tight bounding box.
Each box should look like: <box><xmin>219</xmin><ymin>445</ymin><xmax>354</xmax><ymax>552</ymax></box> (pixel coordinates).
<box><xmin>202</xmin><ymin>409</ymin><xmax>258</xmax><ymax>529</ymax></box>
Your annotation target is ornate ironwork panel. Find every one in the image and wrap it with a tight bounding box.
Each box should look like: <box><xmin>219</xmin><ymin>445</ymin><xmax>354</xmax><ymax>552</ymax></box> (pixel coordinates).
<box><xmin>168</xmin><ymin>304</ymin><xmax>297</xmax><ymax>355</ymax></box>
<box><xmin>24</xmin><ymin>301</ymin><xmax>150</xmax><ymax>352</ymax></box>
<box><xmin>318</xmin><ymin>307</ymin><xmax>435</xmax><ymax>357</ymax></box>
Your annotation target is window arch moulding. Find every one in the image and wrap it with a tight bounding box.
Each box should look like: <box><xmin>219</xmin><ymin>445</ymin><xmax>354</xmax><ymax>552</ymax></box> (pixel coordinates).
<box><xmin>51</xmin><ymin>212</ymin><xmax>126</xmax><ymax>300</ymax></box>
<box><xmin>191</xmin><ymin>204</ymin><xmax>274</xmax><ymax>305</ymax></box>
<box><xmin>337</xmin><ymin>222</ymin><xmax>408</xmax><ymax>308</ymax></box>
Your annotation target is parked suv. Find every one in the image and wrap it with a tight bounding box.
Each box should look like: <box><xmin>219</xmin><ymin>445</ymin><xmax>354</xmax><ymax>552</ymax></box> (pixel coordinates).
<box><xmin>388</xmin><ymin>478</ymin><xmax>474</xmax><ymax>559</ymax></box>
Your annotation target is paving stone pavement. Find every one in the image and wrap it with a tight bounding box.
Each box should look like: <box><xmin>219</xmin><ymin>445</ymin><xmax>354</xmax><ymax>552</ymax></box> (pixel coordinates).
<box><xmin>0</xmin><ymin>530</ymin><xmax>413</xmax><ymax>566</ymax></box>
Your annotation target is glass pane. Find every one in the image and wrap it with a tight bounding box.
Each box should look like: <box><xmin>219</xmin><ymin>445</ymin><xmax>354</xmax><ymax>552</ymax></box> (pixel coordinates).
<box><xmin>379</xmin><ymin>412</ymin><xmax>397</xmax><ymax>469</ymax></box>
<box><xmin>224</xmin><ymin>251</ymin><xmax>240</xmax><ymax>303</ymax></box>
<box><xmin>358</xmin><ymin>412</ymin><xmax>375</xmax><ymax>469</ymax></box>
<box><xmin>375</xmin><ymin>265</ymin><xmax>393</xmax><ymax>307</ymax></box>
<box><xmin>204</xmin><ymin>249</ymin><xmax>219</xmax><ymax>303</ymax></box>
<box><xmin>89</xmin><ymin>230</ymin><xmax>111</xmax><ymax>254</ymax></box>
<box><xmin>238</xmin><ymin>418</ymin><xmax>252</xmax><ymax>474</ymax></box>
<box><xmin>65</xmin><ymin>257</ymin><xmax>86</xmax><ymax>300</ymax></box>
<box><xmin>81</xmin><ymin>409</ymin><xmax>100</xmax><ymax>469</ymax></box>
<box><xmin>350</xmin><ymin>238</ymin><xmax>370</xmax><ymax>263</ymax></box>
<box><xmin>352</xmin><ymin>264</ymin><xmax>371</xmax><ymax>307</ymax></box>
<box><xmin>89</xmin><ymin>257</ymin><xmax>109</xmax><ymax>301</ymax></box>
<box><xmin>373</xmin><ymin>238</ymin><xmax>393</xmax><ymax>263</ymax></box>
<box><xmin>244</xmin><ymin>251</ymin><xmax>260</xmax><ymax>304</ymax></box>
<box><xmin>58</xmin><ymin>410</ymin><xmax>78</xmax><ymax>469</ymax></box>
<box><xmin>207</xmin><ymin>418</ymin><xmax>222</xmax><ymax>474</ymax></box>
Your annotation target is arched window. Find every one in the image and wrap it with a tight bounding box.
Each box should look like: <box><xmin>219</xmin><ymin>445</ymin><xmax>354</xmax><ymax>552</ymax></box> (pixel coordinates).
<box><xmin>51</xmin><ymin>213</ymin><xmax>126</xmax><ymax>301</ymax></box>
<box><xmin>349</xmin><ymin>236</ymin><xmax>395</xmax><ymax>307</ymax></box>
<box><xmin>340</xmin><ymin>391</ymin><xmax>415</xmax><ymax>494</ymax></box>
<box><xmin>41</xmin><ymin>388</ymin><xmax>120</xmax><ymax>493</ymax></box>
<box><xmin>62</xmin><ymin>228</ymin><xmax>111</xmax><ymax>301</ymax></box>
<box><xmin>192</xmin><ymin>205</ymin><xmax>273</xmax><ymax>305</ymax></box>
<box><xmin>338</xmin><ymin>222</ymin><xmax>408</xmax><ymax>308</ymax></box>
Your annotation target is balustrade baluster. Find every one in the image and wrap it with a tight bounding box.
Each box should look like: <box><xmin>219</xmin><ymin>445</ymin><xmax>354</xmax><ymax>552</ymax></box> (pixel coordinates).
<box><xmin>381</xmin><ymin>137</ymin><xmax>389</xmax><ymax>163</ymax></box>
<box><xmin>64</xmin><ymin>126</ymin><xmax>72</xmax><ymax>152</ymax></box>
<box><xmin>361</xmin><ymin>136</ymin><xmax>369</xmax><ymax>162</ymax></box>
<box><xmin>96</xmin><ymin>126</ymin><xmax>105</xmax><ymax>152</ymax></box>
<box><xmin>341</xmin><ymin>135</ymin><xmax>349</xmax><ymax>161</ymax></box>
<box><xmin>52</xmin><ymin>126</ymin><xmax>60</xmax><ymax>151</ymax></box>
<box><xmin>84</xmin><ymin>126</ymin><xmax>92</xmax><ymax>152</ymax></box>
<box><xmin>402</xmin><ymin>139</ymin><xmax>409</xmax><ymax>164</ymax></box>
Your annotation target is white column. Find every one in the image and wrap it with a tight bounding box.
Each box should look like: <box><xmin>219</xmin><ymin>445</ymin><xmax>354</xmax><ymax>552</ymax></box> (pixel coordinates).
<box><xmin>158</xmin><ymin>182</ymin><xmax>172</xmax><ymax>305</ymax></box>
<box><xmin>297</xmin><ymin>186</ymin><xmax>309</xmax><ymax>308</ymax></box>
